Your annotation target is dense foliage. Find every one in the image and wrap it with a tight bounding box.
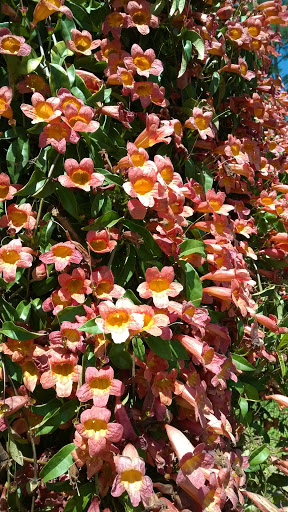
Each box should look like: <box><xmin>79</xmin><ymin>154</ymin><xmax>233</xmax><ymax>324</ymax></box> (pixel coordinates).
<box><xmin>1</xmin><ymin>0</ymin><xmax>288</xmax><ymax>511</ymax></box>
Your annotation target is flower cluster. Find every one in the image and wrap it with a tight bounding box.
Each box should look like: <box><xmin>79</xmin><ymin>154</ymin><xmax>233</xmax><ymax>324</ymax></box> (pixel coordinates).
<box><xmin>1</xmin><ymin>1</ymin><xmax>288</xmax><ymax>511</ymax></box>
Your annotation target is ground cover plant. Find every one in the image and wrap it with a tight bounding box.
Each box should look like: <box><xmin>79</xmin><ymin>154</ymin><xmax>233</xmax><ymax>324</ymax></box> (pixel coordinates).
<box><xmin>1</xmin><ymin>0</ymin><xmax>288</xmax><ymax>511</ymax></box>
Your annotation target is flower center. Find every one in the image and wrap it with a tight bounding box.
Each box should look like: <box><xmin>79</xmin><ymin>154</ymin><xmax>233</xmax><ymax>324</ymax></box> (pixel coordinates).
<box><xmin>149</xmin><ymin>278</ymin><xmax>170</xmax><ymax>293</ymax></box>
<box><xmin>35</xmin><ymin>102</ymin><xmax>54</xmax><ymax>119</ymax></box>
<box><xmin>67</xmin><ymin>278</ymin><xmax>83</xmax><ymax>294</ymax></box>
<box><xmin>230</xmin><ymin>143</ymin><xmax>240</xmax><ymax>156</ymax></box>
<box><xmin>0</xmin><ymin>98</ymin><xmax>7</xmax><ymax>110</ymax></box>
<box><xmin>49</xmin><ymin>0</ymin><xmax>61</xmax><ymax>6</ymax></box>
<box><xmin>156</xmin><ymin>378</ymin><xmax>171</xmax><ymax>390</ymax></box>
<box><xmin>133</xmin><ymin>178</ymin><xmax>154</xmax><ymax>194</ymax></box>
<box><xmin>229</xmin><ymin>28</ymin><xmax>242</xmax><ymax>40</ymax></box>
<box><xmin>10</xmin><ymin>209</ymin><xmax>28</xmax><ymax>227</ymax></box>
<box><xmin>89</xmin><ymin>377</ymin><xmax>111</xmax><ymax>392</ymax></box>
<box><xmin>71</xmin><ymin>169</ymin><xmax>91</xmax><ymax>186</ymax></box>
<box><xmin>134</xmin><ymin>55</ymin><xmax>151</xmax><ymax>71</ymax></box>
<box><xmin>52</xmin><ymin>246</ymin><xmax>73</xmax><ymax>259</ymax></box>
<box><xmin>52</xmin><ymin>363</ymin><xmax>74</xmax><ymax>377</ymax></box>
<box><xmin>131</xmin><ymin>153</ymin><xmax>146</xmax><ymax>166</ymax></box>
<box><xmin>75</xmin><ymin>36</ymin><xmax>91</xmax><ymax>51</ymax></box>
<box><xmin>252</xmin><ymin>40</ymin><xmax>260</xmax><ymax>50</ymax></box>
<box><xmin>90</xmin><ymin>239</ymin><xmax>108</xmax><ymax>252</ymax></box>
<box><xmin>132</xmin><ymin>11</ymin><xmax>149</xmax><ymax>25</ymax></box>
<box><xmin>68</xmin><ymin>115</ymin><xmax>89</xmax><ymax>128</ymax></box>
<box><xmin>62</xmin><ymin>98</ymin><xmax>82</xmax><ymax>111</ymax></box>
<box><xmin>261</xmin><ymin>197</ymin><xmax>273</xmax><ymax>205</ymax></box>
<box><xmin>46</xmin><ymin>123</ymin><xmax>69</xmax><ymax>141</ymax></box>
<box><xmin>143</xmin><ymin>313</ymin><xmax>153</xmax><ymax>329</ymax></box>
<box><xmin>27</xmin><ymin>75</ymin><xmax>45</xmax><ymax>91</ymax></box>
<box><xmin>0</xmin><ymin>185</ymin><xmax>9</xmax><ymax>199</ymax></box>
<box><xmin>2</xmin><ymin>36</ymin><xmax>21</xmax><ymax>54</ymax></box>
<box><xmin>22</xmin><ymin>360</ymin><xmax>38</xmax><ymax>377</ymax></box>
<box><xmin>1</xmin><ymin>249</ymin><xmax>20</xmax><ymax>264</ymax></box>
<box><xmin>209</xmin><ymin>199</ymin><xmax>221</xmax><ymax>211</ymax></box>
<box><xmin>160</xmin><ymin>166</ymin><xmax>173</xmax><ymax>184</ymax></box>
<box><xmin>121</xmin><ymin>469</ymin><xmax>143</xmax><ymax>488</ymax></box>
<box><xmin>248</xmin><ymin>26</ymin><xmax>260</xmax><ymax>36</ymax></box>
<box><xmin>106</xmin><ymin>311</ymin><xmax>130</xmax><ymax>328</ymax></box>
<box><xmin>95</xmin><ymin>280</ymin><xmax>112</xmax><ymax>296</ymax></box>
<box><xmin>255</xmin><ymin>108</ymin><xmax>264</xmax><ymax>118</ymax></box>
<box><xmin>195</xmin><ymin>116</ymin><xmax>208</xmax><ymax>131</ymax></box>
<box><xmin>136</xmin><ymin>83</ymin><xmax>153</xmax><ymax>96</ymax></box>
<box><xmin>120</xmin><ymin>71</ymin><xmax>134</xmax><ymax>86</ymax></box>
<box><xmin>84</xmin><ymin>418</ymin><xmax>107</xmax><ymax>436</ymax></box>
<box><xmin>62</xmin><ymin>328</ymin><xmax>80</xmax><ymax>343</ymax></box>
<box><xmin>184</xmin><ymin>306</ymin><xmax>195</xmax><ymax>317</ymax></box>
<box><xmin>108</xmin><ymin>12</ymin><xmax>124</xmax><ymax>27</ymax></box>
<box><xmin>240</xmin><ymin>64</ymin><xmax>247</xmax><ymax>75</ymax></box>
<box><xmin>182</xmin><ymin>453</ymin><xmax>203</xmax><ymax>474</ymax></box>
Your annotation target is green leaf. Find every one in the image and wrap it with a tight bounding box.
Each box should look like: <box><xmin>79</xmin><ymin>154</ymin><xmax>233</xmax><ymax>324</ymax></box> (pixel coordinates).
<box><xmin>1</xmin><ymin>322</ymin><xmax>43</xmax><ymax>340</ymax></box>
<box><xmin>109</xmin><ymin>344</ymin><xmax>132</xmax><ymax>369</ymax></box>
<box><xmin>96</xmin><ymin>168</ymin><xmax>124</xmax><ymax>186</ymax></box>
<box><xmin>51</xmin><ymin>41</ymin><xmax>73</xmax><ymax>65</ymax></box>
<box><xmin>2</xmin><ymin>355</ymin><xmax>22</xmax><ymax>382</ymax></box>
<box><xmin>40</xmin><ymin>444</ymin><xmax>76</xmax><ymax>483</ymax></box>
<box><xmin>132</xmin><ymin>338</ymin><xmax>145</xmax><ymax>362</ymax></box>
<box><xmin>18</xmin><ymin>55</ymin><xmax>43</xmax><ymax>75</ymax></box>
<box><xmin>278</xmin><ymin>352</ymin><xmax>286</xmax><ymax>378</ymax></box>
<box><xmin>209</xmin><ymin>72</ymin><xmax>220</xmax><ymax>96</ymax></box>
<box><xmin>249</xmin><ymin>445</ymin><xmax>270</xmax><ymax>466</ymax></box>
<box><xmin>79</xmin><ymin>319</ymin><xmax>103</xmax><ymax>335</ymax></box>
<box><xmin>244</xmin><ymin>383</ymin><xmax>259</xmax><ymax>401</ymax></box>
<box><xmin>82</xmin><ymin>211</ymin><xmax>122</xmax><ymax>231</ymax></box>
<box><xmin>123</xmin><ymin>220</ymin><xmax>162</xmax><ymax>257</ymax></box>
<box><xmin>239</xmin><ymin>397</ymin><xmax>248</xmax><ymax>420</ymax></box>
<box><xmin>56</xmin><ymin>305</ymin><xmax>86</xmax><ymax>324</ymax></box>
<box><xmin>6</xmin><ymin>138</ymin><xmax>29</xmax><ymax>181</ymax></box>
<box><xmin>231</xmin><ymin>354</ymin><xmax>255</xmax><ymax>372</ymax></box>
<box><xmin>151</xmin><ymin>0</ymin><xmax>165</xmax><ymax>15</ymax></box>
<box><xmin>123</xmin><ymin>290</ymin><xmax>141</xmax><ymax>305</ymax></box>
<box><xmin>170</xmin><ymin>338</ymin><xmax>189</xmax><ymax>360</ymax></box>
<box><xmin>7</xmin><ymin>435</ymin><xmax>24</xmax><ymax>466</ymax></box>
<box><xmin>179</xmin><ymin>261</ymin><xmax>202</xmax><ymax>307</ymax></box>
<box><xmin>35</xmin><ymin>400</ymin><xmax>78</xmax><ymax>436</ymax></box>
<box><xmin>16</xmin><ymin>169</ymin><xmax>46</xmax><ymax>197</ymax></box>
<box><xmin>63</xmin><ymin>482</ymin><xmax>94</xmax><ymax>512</ymax></box>
<box><xmin>50</xmin><ymin>63</ymin><xmax>71</xmax><ymax>95</ymax></box>
<box><xmin>86</xmin><ymin>84</ymin><xmax>106</xmax><ymax>105</ymax></box>
<box><xmin>31</xmin><ymin>398</ymin><xmax>60</xmax><ymax>417</ymax></box>
<box><xmin>16</xmin><ymin>301</ymin><xmax>31</xmax><ymax>322</ymax></box>
<box><xmin>1</xmin><ymin>299</ymin><xmax>19</xmax><ymax>322</ymax></box>
<box><xmin>111</xmin><ymin>246</ymin><xmax>136</xmax><ymax>287</ymax></box>
<box><xmin>278</xmin><ymin>332</ymin><xmax>288</xmax><ymax>351</ymax></box>
<box><xmin>57</xmin><ymin>186</ymin><xmax>79</xmax><ymax>220</ymax></box>
<box><xmin>179</xmin><ymin>239</ymin><xmax>205</xmax><ymax>258</ymax></box>
<box><xmin>185</xmin><ymin>31</ymin><xmax>205</xmax><ymax>60</ymax></box>
<box><xmin>145</xmin><ymin>336</ymin><xmax>174</xmax><ymax>361</ymax></box>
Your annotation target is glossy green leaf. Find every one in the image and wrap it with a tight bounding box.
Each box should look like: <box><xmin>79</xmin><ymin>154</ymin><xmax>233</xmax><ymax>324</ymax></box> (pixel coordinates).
<box><xmin>109</xmin><ymin>344</ymin><xmax>132</xmax><ymax>369</ymax></box>
<box><xmin>179</xmin><ymin>239</ymin><xmax>206</xmax><ymax>257</ymax></box>
<box><xmin>145</xmin><ymin>336</ymin><xmax>174</xmax><ymax>361</ymax></box>
<box><xmin>132</xmin><ymin>338</ymin><xmax>146</xmax><ymax>362</ymax></box>
<box><xmin>231</xmin><ymin>354</ymin><xmax>255</xmax><ymax>372</ymax></box>
<box><xmin>249</xmin><ymin>445</ymin><xmax>270</xmax><ymax>466</ymax></box>
<box><xmin>35</xmin><ymin>400</ymin><xmax>78</xmax><ymax>436</ymax></box>
<box><xmin>40</xmin><ymin>444</ymin><xmax>76</xmax><ymax>483</ymax></box>
<box><xmin>79</xmin><ymin>319</ymin><xmax>103</xmax><ymax>334</ymax></box>
<box><xmin>82</xmin><ymin>211</ymin><xmax>121</xmax><ymax>231</ymax></box>
<box><xmin>50</xmin><ymin>63</ymin><xmax>71</xmax><ymax>95</ymax></box>
<box><xmin>57</xmin><ymin>186</ymin><xmax>79</xmax><ymax>220</ymax></box>
<box><xmin>7</xmin><ymin>138</ymin><xmax>30</xmax><ymax>181</ymax></box>
<box><xmin>1</xmin><ymin>322</ymin><xmax>43</xmax><ymax>340</ymax></box>
<box><xmin>123</xmin><ymin>220</ymin><xmax>162</xmax><ymax>257</ymax></box>
<box><xmin>179</xmin><ymin>261</ymin><xmax>202</xmax><ymax>307</ymax></box>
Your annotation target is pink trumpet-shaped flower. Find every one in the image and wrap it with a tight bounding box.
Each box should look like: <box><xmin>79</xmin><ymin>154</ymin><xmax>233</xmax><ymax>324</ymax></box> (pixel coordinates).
<box><xmin>265</xmin><ymin>394</ymin><xmax>288</xmax><ymax>409</ymax></box>
<box><xmin>0</xmin><ymin>239</ymin><xmax>33</xmax><ymax>283</ymax></box>
<box><xmin>0</xmin><ymin>396</ymin><xmax>29</xmax><ymax>432</ymax></box>
<box><xmin>76</xmin><ymin>366</ymin><xmax>124</xmax><ymax>406</ymax></box>
<box><xmin>91</xmin><ymin>266</ymin><xmax>125</xmax><ymax>300</ymax></box>
<box><xmin>111</xmin><ymin>443</ymin><xmax>153</xmax><ymax>506</ymax></box>
<box><xmin>40</xmin><ymin>241</ymin><xmax>82</xmax><ymax>271</ymax></box>
<box><xmin>137</xmin><ymin>266</ymin><xmax>183</xmax><ymax>308</ymax></box>
<box><xmin>58</xmin><ymin>158</ymin><xmax>104</xmax><ymax>191</ymax></box>
<box><xmin>75</xmin><ymin>406</ymin><xmax>123</xmax><ymax>456</ymax></box>
<box><xmin>86</xmin><ymin>230</ymin><xmax>117</xmax><ymax>254</ymax></box>
<box><xmin>39</xmin><ymin>120</ymin><xmax>80</xmax><ymax>154</ymax></box>
<box><xmin>0</xmin><ymin>28</ymin><xmax>31</xmax><ymax>56</ymax></box>
<box><xmin>124</xmin><ymin>44</ymin><xmax>163</xmax><ymax>77</ymax></box>
<box><xmin>62</xmin><ymin>104</ymin><xmax>99</xmax><ymax>133</ymax></box>
<box><xmin>58</xmin><ymin>268</ymin><xmax>92</xmax><ymax>304</ymax></box>
<box><xmin>126</xmin><ymin>0</ymin><xmax>159</xmax><ymax>35</ymax></box>
<box><xmin>185</xmin><ymin>107</ymin><xmax>215</xmax><ymax>139</ymax></box>
<box><xmin>241</xmin><ymin>491</ymin><xmax>280</xmax><ymax>512</ymax></box>
<box><xmin>66</xmin><ymin>29</ymin><xmax>99</xmax><ymax>55</ymax></box>
<box><xmin>40</xmin><ymin>351</ymin><xmax>81</xmax><ymax>398</ymax></box>
<box><xmin>21</xmin><ymin>93</ymin><xmax>61</xmax><ymax>123</ymax></box>
<box><xmin>0</xmin><ymin>173</ymin><xmax>21</xmax><ymax>202</ymax></box>
<box><xmin>49</xmin><ymin>322</ymin><xmax>85</xmax><ymax>353</ymax></box>
<box><xmin>0</xmin><ymin>203</ymin><xmax>36</xmax><ymax>233</ymax></box>
<box><xmin>97</xmin><ymin>298</ymin><xmax>144</xmax><ymax>344</ymax></box>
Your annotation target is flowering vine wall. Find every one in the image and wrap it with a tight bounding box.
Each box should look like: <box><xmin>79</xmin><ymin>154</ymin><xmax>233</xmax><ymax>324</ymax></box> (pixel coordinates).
<box><xmin>1</xmin><ymin>0</ymin><xmax>288</xmax><ymax>511</ymax></box>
